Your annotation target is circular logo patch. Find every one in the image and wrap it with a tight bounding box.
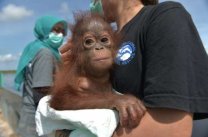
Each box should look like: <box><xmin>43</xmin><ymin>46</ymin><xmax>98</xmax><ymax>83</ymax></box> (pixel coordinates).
<box><xmin>115</xmin><ymin>41</ymin><xmax>136</xmax><ymax>65</ymax></box>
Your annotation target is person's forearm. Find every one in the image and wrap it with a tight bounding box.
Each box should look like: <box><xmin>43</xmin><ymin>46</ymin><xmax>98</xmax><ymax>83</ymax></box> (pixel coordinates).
<box><xmin>34</xmin><ymin>87</ymin><xmax>51</xmax><ymax>95</ymax></box>
<box><xmin>113</xmin><ymin>108</ymin><xmax>193</xmax><ymax>137</ymax></box>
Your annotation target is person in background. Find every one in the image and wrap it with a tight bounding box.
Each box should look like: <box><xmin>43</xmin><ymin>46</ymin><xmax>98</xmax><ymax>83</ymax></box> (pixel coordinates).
<box><xmin>61</xmin><ymin>0</ymin><xmax>208</xmax><ymax>136</ymax></box>
<box><xmin>14</xmin><ymin>15</ymin><xmax>67</xmax><ymax>137</ymax></box>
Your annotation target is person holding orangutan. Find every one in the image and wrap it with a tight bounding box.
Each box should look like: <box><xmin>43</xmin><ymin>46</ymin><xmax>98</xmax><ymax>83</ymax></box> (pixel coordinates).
<box><xmin>57</xmin><ymin>0</ymin><xmax>208</xmax><ymax>137</ymax></box>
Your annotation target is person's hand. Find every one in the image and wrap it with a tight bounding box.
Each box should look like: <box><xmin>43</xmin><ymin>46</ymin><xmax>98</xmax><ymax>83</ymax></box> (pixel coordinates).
<box><xmin>59</xmin><ymin>39</ymin><xmax>72</xmax><ymax>64</ymax></box>
<box><xmin>111</xmin><ymin>94</ymin><xmax>146</xmax><ymax>129</ymax></box>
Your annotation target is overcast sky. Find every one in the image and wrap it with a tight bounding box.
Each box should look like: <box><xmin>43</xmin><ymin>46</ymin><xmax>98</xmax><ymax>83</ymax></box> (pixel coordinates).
<box><xmin>0</xmin><ymin>0</ymin><xmax>207</xmax><ymax>70</ymax></box>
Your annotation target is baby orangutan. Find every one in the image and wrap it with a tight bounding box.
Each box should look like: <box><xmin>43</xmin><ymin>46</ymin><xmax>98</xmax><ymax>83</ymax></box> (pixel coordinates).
<box><xmin>50</xmin><ymin>12</ymin><xmax>146</xmax><ymax>128</ymax></box>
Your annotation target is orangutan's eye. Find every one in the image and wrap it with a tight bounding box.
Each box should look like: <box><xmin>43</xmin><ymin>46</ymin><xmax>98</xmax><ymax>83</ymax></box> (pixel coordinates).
<box><xmin>85</xmin><ymin>38</ymin><xmax>95</xmax><ymax>45</ymax></box>
<box><xmin>101</xmin><ymin>37</ymin><xmax>109</xmax><ymax>43</ymax></box>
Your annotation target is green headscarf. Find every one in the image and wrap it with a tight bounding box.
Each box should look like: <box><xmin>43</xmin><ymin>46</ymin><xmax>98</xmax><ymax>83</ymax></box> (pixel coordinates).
<box><xmin>14</xmin><ymin>15</ymin><xmax>67</xmax><ymax>91</ymax></box>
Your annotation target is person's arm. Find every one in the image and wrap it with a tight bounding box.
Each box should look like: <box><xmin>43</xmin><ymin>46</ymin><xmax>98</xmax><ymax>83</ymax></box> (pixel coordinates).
<box><xmin>32</xmin><ymin>49</ymin><xmax>55</xmax><ymax>89</ymax></box>
<box><xmin>34</xmin><ymin>87</ymin><xmax>51</xmax><ymax>95</ymax></box>
<box><xmin>113</xmin><ymin>108</ymin><xmax>193</xmax><ymax>137</ymax></box>
<box><xmin>32</xmin><ymin>49</ymin><xmax>56</xmax><ymax>106</ymax></box>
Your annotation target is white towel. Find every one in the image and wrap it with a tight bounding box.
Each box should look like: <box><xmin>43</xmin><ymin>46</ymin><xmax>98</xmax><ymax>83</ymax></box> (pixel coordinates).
<box><xmin>35</xmin><ymin>96</ymin><xmax>119</xmax><ymax>137</ymax></box>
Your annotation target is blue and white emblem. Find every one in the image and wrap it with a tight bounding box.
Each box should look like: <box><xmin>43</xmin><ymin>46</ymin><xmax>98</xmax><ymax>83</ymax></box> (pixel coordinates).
<box><xmin>115</xmin><ymin>41</ymin><xmax>136</xmax><ymax>65</ymax></box>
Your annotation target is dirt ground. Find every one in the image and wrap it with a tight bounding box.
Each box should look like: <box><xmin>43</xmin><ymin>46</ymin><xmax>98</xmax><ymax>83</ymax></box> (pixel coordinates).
<box><xmin>0</xmin><ymin>109</ymin><xmax>18</xmax><ymax>137</ymax></box>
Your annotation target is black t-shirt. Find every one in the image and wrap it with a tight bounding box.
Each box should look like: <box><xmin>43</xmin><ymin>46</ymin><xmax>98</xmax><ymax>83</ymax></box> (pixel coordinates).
<box><xmin>111</xmin><ymin>1</ymin><xmax>208</xmax><ymax>119</ymax></box>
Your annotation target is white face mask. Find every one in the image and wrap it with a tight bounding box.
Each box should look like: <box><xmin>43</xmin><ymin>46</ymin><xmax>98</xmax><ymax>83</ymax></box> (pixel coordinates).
<box><xmin>49</xmin><ymin>32</ymin><xmax>64</xmax><ymax>43</ymax></box>
<box><xmin>47</xmin><ymin>32</ymin><xmax>64</xmax><ymax>49</ymax></box>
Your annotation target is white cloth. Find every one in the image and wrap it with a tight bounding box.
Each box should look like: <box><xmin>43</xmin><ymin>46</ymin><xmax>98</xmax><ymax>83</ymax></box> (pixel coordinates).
<box><xmin>35</xmin><ymin>96</ymin><xmax>119</xmax><ymax>137</ymax></box>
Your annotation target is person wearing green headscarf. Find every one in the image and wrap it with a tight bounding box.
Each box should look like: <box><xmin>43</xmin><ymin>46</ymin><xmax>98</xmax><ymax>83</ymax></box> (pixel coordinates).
<box><xmin>15</xmin><ymin>15</ymin><xmax>67</xmax><ymax>137</ymax></box>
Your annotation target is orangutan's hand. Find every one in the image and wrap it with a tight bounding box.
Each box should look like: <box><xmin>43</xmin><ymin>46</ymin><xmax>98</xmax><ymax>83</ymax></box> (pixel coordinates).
<box><xmin>111</xmin><ymin>94</ymin><xmax>146</xmax><ymax>129</ymax></box>
<box><xmin>60</xmin><ymin>39</ymin><xmax>72</xmax><ymax>64</ymax></box>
